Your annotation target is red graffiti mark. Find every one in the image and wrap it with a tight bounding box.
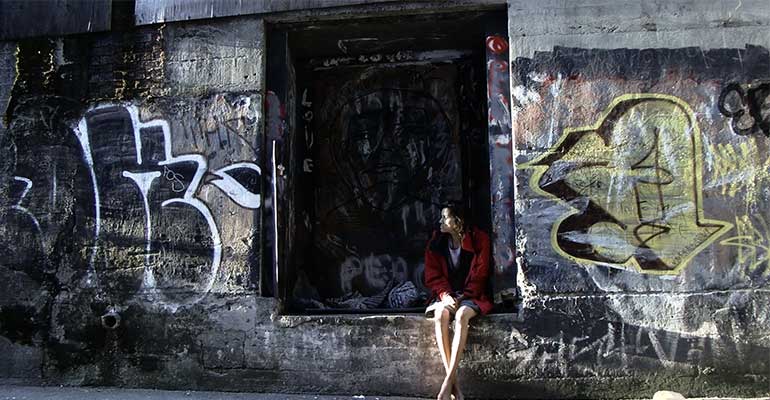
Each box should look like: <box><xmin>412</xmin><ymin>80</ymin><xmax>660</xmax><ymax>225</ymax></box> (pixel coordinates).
<box><xmin>492</xmin><ymin>59</ymin><xmax>509</xmax><ymax>72</ymax></box>
<box><xmin>486</xmin><ymin>36</ymin><xmax>508</xmax><ymax>55</ymax></box>
<box><xmin>265</xmin><ymin>90</ymin><xmax>287</xmax><ymax>118</ymax></box>
<box><xmin>487</xmin><ymin>61</ymin><xmax>508</xmax><ymax>101</ymax></box>
<box><xmin>486</xmin><ymin>35</ymin><xmax>512</xmax><ymax>130</ymax></box>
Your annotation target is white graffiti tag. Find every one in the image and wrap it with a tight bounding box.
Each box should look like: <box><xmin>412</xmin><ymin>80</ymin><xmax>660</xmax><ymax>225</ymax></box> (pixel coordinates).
<box><xmin>73</xmin><ymin>105</ymin><xmax>261</xmax><ymax>308</ymax></box>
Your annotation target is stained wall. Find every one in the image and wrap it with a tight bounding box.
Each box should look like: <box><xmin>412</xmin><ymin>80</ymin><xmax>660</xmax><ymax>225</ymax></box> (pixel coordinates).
<box><xmin>511</xmin><ymin>0</ymin><xmax>770</xmax><ymax>396</ymax></box>
<box><xmin>0</xmin><ymin>16</ymin><xmax>268</xmax><ymax>386</ymax></box>
<box><xmin>0</xmin><ymin>1</ymin><xmax>768</xmax><ymax>398</ymax></box>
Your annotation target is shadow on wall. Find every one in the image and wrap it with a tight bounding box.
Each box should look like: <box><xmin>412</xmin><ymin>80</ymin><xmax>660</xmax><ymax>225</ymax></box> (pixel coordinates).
<box><xmin>72</xmin><ymin>104</ymin><xmax>262</xmax><ymax>306</ymax></box>
<box><xmin>2</xmin><ymin>99</ymin><xmax>263</xmax><ymax>307</ymax></box>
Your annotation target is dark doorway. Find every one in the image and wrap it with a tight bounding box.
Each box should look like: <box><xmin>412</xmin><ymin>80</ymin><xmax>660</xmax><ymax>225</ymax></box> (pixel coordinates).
<box><xmin>268</xmin><ymin>11</ymin><xmax>505</xmax><ymax>313</ymax></box>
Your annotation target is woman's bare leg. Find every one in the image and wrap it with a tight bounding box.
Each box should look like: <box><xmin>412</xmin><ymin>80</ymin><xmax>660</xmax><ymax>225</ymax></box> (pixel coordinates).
<box><xmin>433</xmin><ymin>306</ymin><xmax>463</xmax><ymax>400</ymax></box>
<box><xmin>433</xmin><ymin>307</ymin><xmax>452</xmax><ymax>372</ymax></box>
<box><xmin>437</xmin><ymin>306</ymin><xmax>477</xmax><ymax>400</ymax></box>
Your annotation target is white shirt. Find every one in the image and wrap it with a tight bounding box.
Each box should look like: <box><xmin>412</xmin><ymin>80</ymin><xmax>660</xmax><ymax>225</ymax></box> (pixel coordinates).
<box><xmin>448</xmin><ymin>242</ymin><xmax>461</xmax><ymax>269</ymax></box>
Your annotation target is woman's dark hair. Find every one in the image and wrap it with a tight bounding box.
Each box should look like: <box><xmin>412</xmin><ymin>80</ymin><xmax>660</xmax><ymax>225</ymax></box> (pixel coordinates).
<box><xmin>441</xmin><ymin>202</ymin><xmax>469</xmax><ymax>233</ymax></box>
<box><xmin>442</xmin><ymin>202</ymin><xmax>466</xmax><ymax>221</ymax></box>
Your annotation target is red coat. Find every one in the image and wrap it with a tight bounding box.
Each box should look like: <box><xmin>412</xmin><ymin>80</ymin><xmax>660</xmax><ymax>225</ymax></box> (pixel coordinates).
<box><xmin>424</xmin><ymin>227</ymin><xmax>494</xmax><ymax>315</ymax></box>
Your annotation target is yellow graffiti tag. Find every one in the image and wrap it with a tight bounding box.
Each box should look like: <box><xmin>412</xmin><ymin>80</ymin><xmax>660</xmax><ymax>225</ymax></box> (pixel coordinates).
<box><xmin>720</xmin><ymin>215</ymin><xmax>770</xmax><ymax>277</ymax></box>
<box><xmin>521</xmin><ymin>94</ymin><xmax>732</xmax><ymax>274</ymax></box>
<box><xmin>709</xmin><ymin>139</ymin><xmax>770</xmax><ymax>206</ymax></box>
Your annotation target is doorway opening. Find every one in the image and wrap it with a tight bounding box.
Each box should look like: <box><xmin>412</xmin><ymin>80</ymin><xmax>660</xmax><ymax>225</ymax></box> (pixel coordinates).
<box><xmin>267</xmin><ymin>10</ymin><xmax>507</xmax><ymax>314</ymax></box>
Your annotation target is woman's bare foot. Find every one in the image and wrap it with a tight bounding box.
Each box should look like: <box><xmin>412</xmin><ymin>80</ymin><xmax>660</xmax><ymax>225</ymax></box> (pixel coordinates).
<box><xmin>437</xmin><ymin>378</ymin><xmax>453</xmax><ymax>400</ymax></box>
<box><xmin>452</xmin><ymin>382</ymin><xmax>464</xmax><ymax>400</ymax></box>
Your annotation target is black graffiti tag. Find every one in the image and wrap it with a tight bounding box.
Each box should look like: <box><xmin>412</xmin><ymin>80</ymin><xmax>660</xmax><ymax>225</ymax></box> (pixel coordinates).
<box><xmin>718</xmin><ymin>81</ymin><xmax>770</xmax><ymax>137</ymax></box>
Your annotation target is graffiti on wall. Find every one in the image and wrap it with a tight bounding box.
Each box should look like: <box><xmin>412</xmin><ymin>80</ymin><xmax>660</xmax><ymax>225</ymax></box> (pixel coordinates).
<box><xmin>72</xmin><ymin>105</ymin><xmax>261</xmax><ymax>306</ymax></box>
<box><xmin>708</xmin><ymin>140</ymin><xmax>770</xmax><ymax>207</ymax></box>
<box><xmin>338</xmin><ymin>253</ymin><xmax>409</xmax><ymax>294</ymax></box>
<box><xmin>0</xmin><ymin>176</ymin><xmax>45</xmax><ymax>277</ymax></box>
<box><xmin>1</xmin><ymin>97</ymin><xmax>90</xmax><ymax>283</ymax></box>
<box><xmin>299</xmin><ymin>63</ymin><xmax>464</xmax><ymax>306</ymax></box>
<box><xmin>522</xmin><ymin>94</ymin><xmax>732</xmax><ymax>274</ymax></box>
<box><xmin>720</xmin><ymin>214</ymin><xmax>770</xmax><ymax>280</ymax></box>
<box><xmin>505</xmin><ymin>318</ymin><xmax>762</xmax><ymax>378</ymax></box>
<box><xmin>511</xmin><ymin>44</ymin><xmax>770</xmax><ymax>294</ymax></box>
<box><xmin>486</xmin><ymin>33</ymin><xmax>517</xmax><ymax>304</ymax></box>
<box><xmin>1</xmin><ymin>98</ymin><xmax>262</xmax><ymax>311</ymax></box>
<box><xmin>487</xmin><ymin>35</ymin><xmax>511</xmax><ymax>131</ymax></box>
<box><xmin>324</xmin><ymin>88</ymin><xmax>456</xmax><ymax>214</ymax></box>
<box><xmin>8</xmin><ymin>176</ymin><xmax>40</xmax><ymax>236</ymax></box>
<box><xmin>718</xmin><ymin>81</ymin><xmax>770</xmax><ymax>137</ymax></box>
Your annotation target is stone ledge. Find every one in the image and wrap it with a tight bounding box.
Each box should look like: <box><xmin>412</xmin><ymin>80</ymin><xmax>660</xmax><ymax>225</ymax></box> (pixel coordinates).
<box><xmin>270</xmin><ymin>311</ymin><xmax>522</xmax><ymax>329</ymax></box>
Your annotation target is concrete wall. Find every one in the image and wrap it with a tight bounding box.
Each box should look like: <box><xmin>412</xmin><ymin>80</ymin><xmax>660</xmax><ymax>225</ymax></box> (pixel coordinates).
<box><xmin>0</xmin><ymin>1</ymin><xmax>768</xmax><ymax>398</ymax></box>
<box><xmin>511</xmin><ymin>0</ymin><xmax>770</xmax><ymax>396</ymax></box>
<box><xmin>0</xmin><ymin>17</ymin><xmax>267</xmax><ymax>387</ymax></box>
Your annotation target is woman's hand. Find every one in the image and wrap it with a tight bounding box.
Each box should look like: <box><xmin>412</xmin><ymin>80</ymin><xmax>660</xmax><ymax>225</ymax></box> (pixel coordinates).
<box><xmin>439</xmin><ymin>293</ymin><xmax>458</xmax><ymax>313</ymax></box>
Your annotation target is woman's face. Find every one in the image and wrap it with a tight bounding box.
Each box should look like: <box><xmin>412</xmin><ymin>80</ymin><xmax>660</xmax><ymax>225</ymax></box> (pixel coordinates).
<box><xmin>439</xmin><ymin>207</ymin><xmax>462</xmax><ymax>234</ymax></box>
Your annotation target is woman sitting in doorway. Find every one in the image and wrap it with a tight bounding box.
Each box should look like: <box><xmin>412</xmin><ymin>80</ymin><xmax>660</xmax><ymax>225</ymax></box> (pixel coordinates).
<box><xmin>424</xmin><ymin>205</ymin><xmax>493</xmax><ymax>400</ymax></box>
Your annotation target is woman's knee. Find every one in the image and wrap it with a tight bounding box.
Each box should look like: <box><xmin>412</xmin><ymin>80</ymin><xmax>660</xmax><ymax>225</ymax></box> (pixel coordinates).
<box><xmin>434</xmin><ymin>307</ymin><xmax>451</xmax><ymax>324</ymax></box>
<box><xmin>455</xmin><ymin>306</ymin><xmax>477</xmax><ymax>323</ymax></box>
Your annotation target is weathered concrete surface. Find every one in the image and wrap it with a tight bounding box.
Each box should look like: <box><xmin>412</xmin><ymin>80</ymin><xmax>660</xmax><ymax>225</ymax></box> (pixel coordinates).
<box><xmin>0</xmin><ymin>1</ymin><xmax>112</xmax><ymax>40</ymax></box>
<box><xmin>0</xmin><ymin>0</ymin><xmax>769</xmax><ymax>399</ymax></box>
<box><xmin>507</xmin><ymin>0</ymin><xmax>770</xmax><ymax>38</ymax></box>
<box><xmin>0</xmin><ymin>385</ymin><xmax>423</xmax><ymax>400</ymax></box>
<box><xmin>134</xmin><ymin>0</ymin><xmax>401</xmax><ymax>25</ymax></box>
<box><xmin>0</xmin><ymin>42</ymin><xmax>15</xmax><ymax>129</ymax></box>
<box><xmin>0</xmin><ymin>385</ymin><xmax>766</xmax><ymax>400</ymax></box>
<box><xmin>164</xmin><ymin>18</ymin><xmax>265</xmax><ymax>96</ymax></box>
<box><xmin>508</xmin><ymin>0</ymin><xmax>770</xmax><ymax>396</ymax></box>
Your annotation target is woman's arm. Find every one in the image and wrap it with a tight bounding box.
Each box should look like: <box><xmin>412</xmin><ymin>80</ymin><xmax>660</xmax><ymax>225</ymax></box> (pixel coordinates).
<box><xmin>424</xmin><ymin>245</ymin><xmax>453</xmax><ymax>300</ymax></box>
